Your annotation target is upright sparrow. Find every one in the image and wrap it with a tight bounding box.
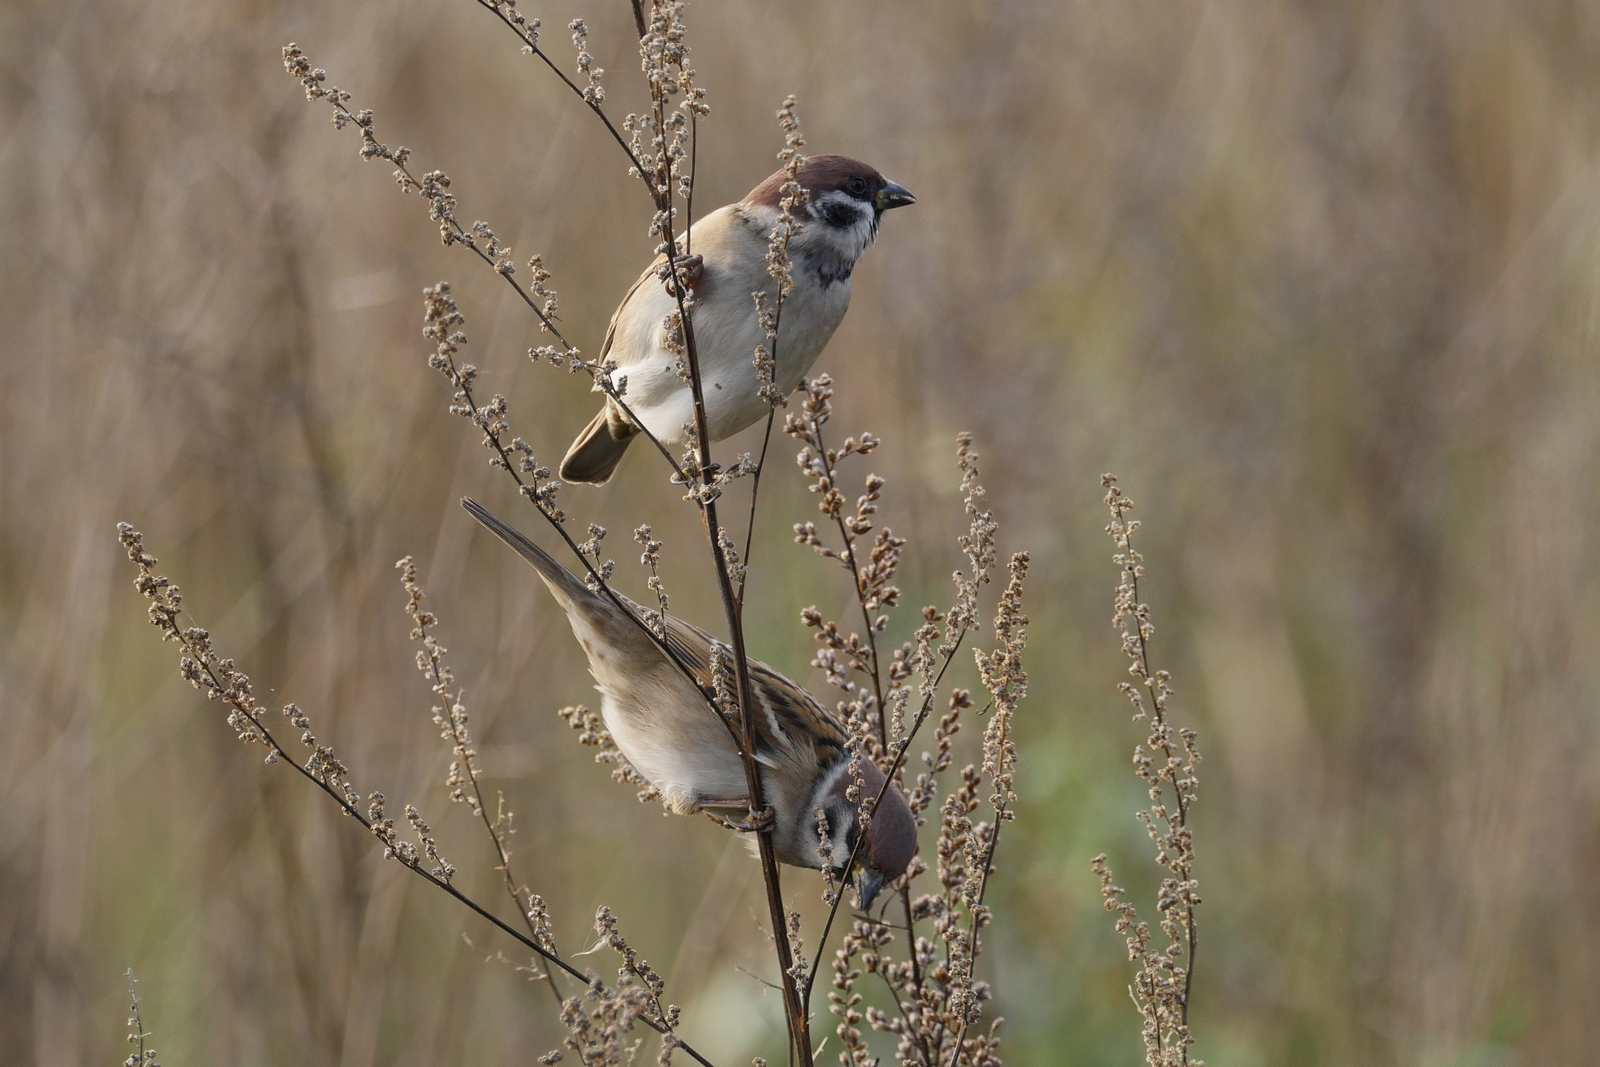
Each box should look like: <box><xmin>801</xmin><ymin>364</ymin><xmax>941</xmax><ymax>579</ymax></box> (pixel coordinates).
<box><xmin>560</xmin><ymin>154</ymin><xmax>914</xmax><ymax>483</ymax></box>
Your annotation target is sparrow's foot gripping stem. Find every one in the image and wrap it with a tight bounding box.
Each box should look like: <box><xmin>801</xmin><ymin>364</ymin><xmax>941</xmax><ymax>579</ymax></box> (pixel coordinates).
<box><xmin>659</xmin><ymin>253</ymin><xmax>704</xmax><ymax>296</ymax></box>
<box><xmin>705</xmin><ymin>806</ymin><xmax>775</xmax><ymax>834</ymax></box>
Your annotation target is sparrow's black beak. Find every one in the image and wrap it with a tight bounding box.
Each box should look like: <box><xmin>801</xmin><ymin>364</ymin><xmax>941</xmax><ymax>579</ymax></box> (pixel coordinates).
<box><xmin>853</xmin><ymin>866</ymin><xmax>887</xmax><ymax>911</ymax></box>
<box><xmin>874</xmin><ymin>180</ymin><xmax>916</xmax><ymax>211</ymax></box>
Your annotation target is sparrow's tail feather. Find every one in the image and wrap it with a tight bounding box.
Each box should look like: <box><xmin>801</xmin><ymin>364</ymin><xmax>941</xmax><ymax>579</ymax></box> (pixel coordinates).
<box><xmin>559</xmin><ymin>406</ymin><xmax>637</xmax><ymax>485</ymax></box>
<box><xmin>461</xmin><ymin>498</ymin><xmax>596</xmax><ymax>607</ymax></box>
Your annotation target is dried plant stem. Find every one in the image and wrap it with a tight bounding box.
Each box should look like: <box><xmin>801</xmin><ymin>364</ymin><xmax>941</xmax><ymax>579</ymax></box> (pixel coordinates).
<box><xmin>423</xmin><ymin>285</ymin><xmax>731</xmax><ymax>741</ymax></box>
<box><xmin>618</xmin><ymin>9</ymin><xmax>813</xmax><ymax>1058</ymax></box>
<box><xmin>800</xmin><ymin>622</ymin><xmax>971</xmax><ymax>1020</ymax></box>
<box><xmin>808</xmin><ymin>416</ymin><xmax>887</xmax><ymax>738</ymax></box>
<box><xmin>738</xmin><ymin>98</ymin><xmax>807</xmax><ymax>604</ymax></box>
<box><xmin>1095</xmin><ymin>475</ymin><xmax>1203</xmax><ymax>1067</ymax></box>
<box><xmin>734</xmin><ymin>408</ymin><xmax>778</xmax><ymax>610</ymax></box>
<box><xmin>401</xmin><ymin>561</ymin><xmax>564</xmax><ymax>1005</ymax></box>
<box><xmin>678</xmin><ymin>320</ymin><xmax>811</xmax><ymax>1061</ymax></box>
<box><xmin>117</xmin><ymin>526</ymin><xmax>717</xmax><ymax>1067</ymax></box>
<box><xmin>685</xmin><ymin>109</ymin><xmax>697</xmax><ymax>250</ymax></box>
<box><xmin>471</xmin><ymin>0</ymin><xmax>648</xmax><ymax>179</ymax></box>
<box><xmin>123</xmin><ymin>969</ymin><xmax>159</xmax><ymax>1067</ymax></box>
<box><xmin>283</xmin><ymin>43</ymin><xmax>687</xmax><ymax>481</ymax></box>
<box><xmin>950</xmin><ymin>684</ymin><xmax>1021</xmax><ymax>1056</ymax></box>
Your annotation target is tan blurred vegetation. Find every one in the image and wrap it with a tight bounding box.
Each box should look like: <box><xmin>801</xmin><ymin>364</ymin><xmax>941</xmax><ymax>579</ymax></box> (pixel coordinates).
<box><xmin>4</xmin><ymin>0</ymin><xmax>1600</xmax><ymax>1063</ymax></box>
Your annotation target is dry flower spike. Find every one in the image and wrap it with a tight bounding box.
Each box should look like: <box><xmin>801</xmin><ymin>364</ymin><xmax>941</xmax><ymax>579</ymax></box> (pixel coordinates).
<box><xmin>1094</xmin><ymin>475</ymin><xmax>1204</xmax><ymax>1067</ymax></box>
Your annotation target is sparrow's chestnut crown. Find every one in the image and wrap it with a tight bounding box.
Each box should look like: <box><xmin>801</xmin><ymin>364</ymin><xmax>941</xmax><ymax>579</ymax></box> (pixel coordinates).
<box><xmin>745</xmin><ymin>154</ymin><xmax>916</xmax><ymax>214</ymax></box>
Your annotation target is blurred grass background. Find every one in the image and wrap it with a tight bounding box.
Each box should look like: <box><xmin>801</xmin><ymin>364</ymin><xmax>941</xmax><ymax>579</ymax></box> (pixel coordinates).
<box><xmin>4</xmin><ymin>0</ymin><xmax>1600</xmax><ymax>1063</ymax></box>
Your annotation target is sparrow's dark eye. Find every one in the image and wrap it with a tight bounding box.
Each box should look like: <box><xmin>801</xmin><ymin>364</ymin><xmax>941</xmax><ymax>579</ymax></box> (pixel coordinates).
<box><xmin>846</xmin><ymin>176</ymin><xmax>869</xmax><ymax>197</ymax></box>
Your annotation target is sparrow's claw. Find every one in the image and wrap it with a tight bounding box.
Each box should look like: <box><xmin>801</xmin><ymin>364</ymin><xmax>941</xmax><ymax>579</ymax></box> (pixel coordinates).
<box><xmin>705</xmin><ymin>806</ymin><xmax>775</xmax><ymax>834</ymax></box>
<box><xmin>659</xmin><ymin>253</ymin><xmax>704</xmax><ymax>296</ymax></box>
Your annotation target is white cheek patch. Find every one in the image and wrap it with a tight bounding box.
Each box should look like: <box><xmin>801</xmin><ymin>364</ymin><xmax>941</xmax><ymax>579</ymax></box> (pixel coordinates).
<box><xmin>830</xmin><ymin>819</ymin><xmax>854</xmax><ymax>868</ymax></box>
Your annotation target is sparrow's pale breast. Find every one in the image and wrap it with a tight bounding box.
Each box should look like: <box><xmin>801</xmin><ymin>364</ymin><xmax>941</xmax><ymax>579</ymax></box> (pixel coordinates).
<box><xmin>605</xmin><ymin>205</ymin><xmax>851</xmax><ymax>446</ymax></box>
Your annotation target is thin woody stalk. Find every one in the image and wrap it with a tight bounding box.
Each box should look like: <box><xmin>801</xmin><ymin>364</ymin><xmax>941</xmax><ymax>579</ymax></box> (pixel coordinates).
<box><xmin>669</xmin><ymin>283</ymin><xmax>810</xmax><ymax>1057</ymax></box>
<box><xmin>420</xmin><ymin>284</ymin><xmax>723</xmax><ymax>722</ymax></box>
<box><xmin>114</xmin><ymin>525</ymin><xmax>718</xmax><ymax>1067</ymax></box>
<box><xmin>1095</xmin><ymin>475</ymin><xmax>1203</xmax><ymax>1067</ymax></box>
<box><xmin>799</xmin><ymin>621</ymin><xmax>969</xmax><ymax>1010</ymax></box>
<box><xmin>470</xmin><ymin>0</ymin><xmax>648</xmax><ymax>179</ymax></box>
<box><xmin>801</xmin><ymin>435</ymin><xmax>1003</xmax><ymax>1064</ymax></box>
<box><xmin>124</xmin><ymin>970</ymin><xmax>159</xmax><ymax>1067</ymax></box>
<box><xmin>797</xmin><ymin>411</ymin><xmax>888</xmax><ymax>740</ymax></box>
<box><xmin>399</xmin><ymin>557</ymin><xmax>564</xmax><ymax>1006</ymax></box>
<box><xmin>738</xmin><ymin>97</ymin><xmax>808</xmax><ymax>604</ymax></box>
<box><xmin>631</xmin><ymin>7</ymin><xmax>812</xmax><ymax>1059</ymax></box>
<box><xmin>735</xmin><ymin>410</ymin><xmax>779</xmax><ymax>612</ymax></box>
<box><xmin>667</xmin><ymin>150</ymin><xmax>816</xmax><ymax>1067</ymax></box>
<box><xmin>950</xmin><ymin>551</ymin><xmax>1029</xmax><ymax>1054</ymax></box>
<box><xmin>282</xmin><ymin>43</ymin><xmax>689</xmax><ymax>482</ymax></box>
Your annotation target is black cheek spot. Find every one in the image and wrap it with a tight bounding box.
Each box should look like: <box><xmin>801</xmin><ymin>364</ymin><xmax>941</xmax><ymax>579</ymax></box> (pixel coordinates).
<box><xmin>820</xmin><ymin>200</ymin><xmax>858</xmax><ymax>229</ymax></box>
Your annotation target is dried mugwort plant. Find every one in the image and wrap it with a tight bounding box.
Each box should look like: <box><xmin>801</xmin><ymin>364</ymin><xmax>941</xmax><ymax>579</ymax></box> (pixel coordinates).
<box><xmin>1093</xmin><ymin>475</ymin><xmax>1204</xmax><ymax>1067</ymax></box>
<box><xmin>120</xmin><ymin>3</ymin><xmax>1035</xmax><ymax>1063</ymax></box>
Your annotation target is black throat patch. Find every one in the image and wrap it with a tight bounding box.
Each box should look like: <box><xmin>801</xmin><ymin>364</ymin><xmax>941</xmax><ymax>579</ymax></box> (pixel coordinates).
<box><xmin>806</xmin><ymin>252</ymin><xmax>855</xmax><ymax>287</ymax></box>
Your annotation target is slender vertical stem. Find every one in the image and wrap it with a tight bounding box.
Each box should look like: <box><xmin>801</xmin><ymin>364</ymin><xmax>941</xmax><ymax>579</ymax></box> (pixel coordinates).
<box><xmin>685</xmin><ymin>111</ymin><xmax>697</xmax><ymax>255</ymax></box>
<box><xmin>463</xmin><ymin>6</ymin><xmax>817</xmax><ymax>1054</ymax></box>
<box><xmin>799</xmin><ymin>628</ymin><xmax>970</xmax><ymax>1022</ymax></box>
<box><xmin>641</xmin><ymin>19</ymin><xmax>812</xmax><ymax>1060</ymax></box>
<box><xmin>1126</xmin><ymin>542</ymin><xmax>1197</xmax><ymax>1037</ymax></box>
<box><xmin>410</xmin><ymin>610</ymin><xmax>564</xmax><ymax>1005</ymax></box>
<box><xmin>676</xmin><ymin>302</ymin><xmax>811</xmax><ymax>1063</ymax></box>
<box><xmin>803</xmin><ymin>418</ymin><xmax>887</xmax><ymax>744</ymax></box>
<box><xmin>735</xmin><ymin>409</ymin><xmax>778</xmax><ymax>609</ymax></box>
